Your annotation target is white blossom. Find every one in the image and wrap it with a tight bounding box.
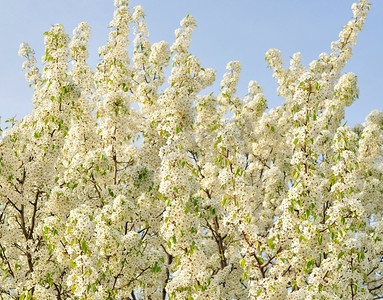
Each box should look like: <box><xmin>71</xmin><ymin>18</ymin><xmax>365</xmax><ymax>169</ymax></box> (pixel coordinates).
<box><xmin>1</xmin><ymin>0</ymin><xmax>381</xmax><ymax>299</ymax></box>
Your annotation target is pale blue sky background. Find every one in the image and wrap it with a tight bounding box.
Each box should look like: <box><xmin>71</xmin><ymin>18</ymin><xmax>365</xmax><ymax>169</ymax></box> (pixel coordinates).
<box><xmin>1</xmin><ymin>1</ymin><xmax>382</xmax><ymax>128</ymax></box>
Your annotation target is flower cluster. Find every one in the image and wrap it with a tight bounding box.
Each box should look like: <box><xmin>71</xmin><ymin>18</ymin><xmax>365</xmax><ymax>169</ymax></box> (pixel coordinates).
<box><xmin>0</xmin><ymin>0</ymin><xmax>381</xmax><ymax>299</ymax></box>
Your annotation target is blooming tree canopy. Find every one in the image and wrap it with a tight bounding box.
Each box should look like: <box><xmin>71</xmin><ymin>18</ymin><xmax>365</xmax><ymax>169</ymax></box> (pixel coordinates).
<box><xmin>0</xmin><ymin>0</ymin><xmax>382</xmax><ymax>299</ymax></box>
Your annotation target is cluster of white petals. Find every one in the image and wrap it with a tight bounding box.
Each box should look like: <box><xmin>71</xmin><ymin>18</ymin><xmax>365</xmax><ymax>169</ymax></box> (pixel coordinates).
<box><xmin>1</xmin><ymin>0</ymin><xmax>381</xmax><ymax>299</ymax></box>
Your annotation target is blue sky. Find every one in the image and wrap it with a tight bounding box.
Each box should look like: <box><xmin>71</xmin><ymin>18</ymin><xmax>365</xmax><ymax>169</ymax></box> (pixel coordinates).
<box><xmin>1</xmin><ymin>1</ymin><xmax>382</xmax><ymax>128</ymax></box>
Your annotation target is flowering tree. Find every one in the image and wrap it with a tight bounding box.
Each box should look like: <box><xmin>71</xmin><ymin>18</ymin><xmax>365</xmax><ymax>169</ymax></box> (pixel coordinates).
<box><xmin>0</xmin><ymin>0</ymin><xmax>382</xmax><ymax>299</ymax></box>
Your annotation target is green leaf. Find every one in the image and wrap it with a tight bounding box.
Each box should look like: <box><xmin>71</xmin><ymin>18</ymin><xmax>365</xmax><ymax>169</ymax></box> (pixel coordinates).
<box><xmin>70</xmin><ymin>259</ymin><xmax>77</xmax><ymax>268</ymax></box>
<box><xmin>81</xmin><ymin>240</ymin><xmax>88</xmax><ymax>254</ymax></box>
<box><xmin>151</xmin><ymin>261</ymin><xmax>161</xmax><ymax>273</ymax></box>
<box><xmin>318</xmin><ymin>234</ymin><xmax>323</xmax><ymax>245</ymax></box>
<box><xmin>245</xmin><ymin>214</ymin><xmax>251</xmax><ymax>224</ymax></box>
<box><xmin>357</xmin><ymin>251</ymin><xmax>365</xmax><ymax>262</ymax></box>
<box><xmin>221</xmin><ymin>195</ymin><xmax>227</xmax><ymax>206</ymax></box>
<box><xmin>306</xmin><ymin>259</ymin><xmax>313</xmax><ymax>269</ymax></box>
<box><xmin>240</xmin><ymin>258</ymin><xmax>246</xmax><ymax>268</ymax></box>
<box><xmin>267</xmin><ymin>238</ymin><xmax>275</xmax><ymax>250</ymax></box>
<box><xmin>210</xmin><ymin>124</ymin><xmax>218</xmax><ymax>132</ymax></box>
